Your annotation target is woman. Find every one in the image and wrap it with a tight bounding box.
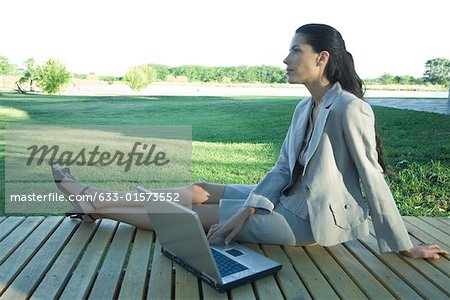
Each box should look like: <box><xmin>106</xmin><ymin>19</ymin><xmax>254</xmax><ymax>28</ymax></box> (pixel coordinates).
<box><xmin>53</xmin><ymin>24</ymin><xmax>447</xmax><ymax>259</ymax></box>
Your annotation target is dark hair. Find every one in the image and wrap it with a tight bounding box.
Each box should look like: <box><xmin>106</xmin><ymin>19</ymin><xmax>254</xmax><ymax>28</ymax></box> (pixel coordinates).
<box><xmin>296</xmin><ymin>23</ymin><xmax>387</xmax><ymax>172</ymax></box>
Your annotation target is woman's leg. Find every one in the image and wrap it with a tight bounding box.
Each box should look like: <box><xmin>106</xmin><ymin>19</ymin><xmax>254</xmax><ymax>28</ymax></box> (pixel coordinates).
<box><xmin>58</xmin><ymin>179</ymin><xmax>226</xmax><ymax>210</ymax></box>
<box><xmin>88</xmin><ymin>204</ymin><xmax>219</xmax><ymax>231</ymax></box>
<box><xmin>91</xmin><ymin>183</ymin><xmax>258</xmax><ymax>231</ymax></box>
<box><xmin>56</xmin><ymin>171</ymin><xmax>224</xmax><ymax>226</ymax></box>
<box><xmin>54</xmin><ymin>168</ymin><xmax>227</xmax><ymax>229</ymax></box>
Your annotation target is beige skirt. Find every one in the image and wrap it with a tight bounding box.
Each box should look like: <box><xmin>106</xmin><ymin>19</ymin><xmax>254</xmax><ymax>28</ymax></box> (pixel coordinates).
<box><xmin>219</xmin><ymin>184</ymin><xmax>315</xmax><ymax>246</ymax></box>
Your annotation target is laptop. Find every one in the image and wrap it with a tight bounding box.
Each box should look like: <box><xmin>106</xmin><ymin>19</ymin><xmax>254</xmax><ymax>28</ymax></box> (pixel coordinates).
<box><xmin>138</xmin><ymin>186</ymin><xmax>282</xmax><ymax>292</ymax></box>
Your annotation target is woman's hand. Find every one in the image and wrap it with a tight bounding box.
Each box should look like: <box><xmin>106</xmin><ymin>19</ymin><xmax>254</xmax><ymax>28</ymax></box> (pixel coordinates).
<box><xmin>207</xmin><ymin>207</ymin><xmax>256</xmax><ymax>245</ymax></box>
<box><xmin>401</xmin><ymin>243</ymin><xmax>449</xmax><ymax>259</ymax></box>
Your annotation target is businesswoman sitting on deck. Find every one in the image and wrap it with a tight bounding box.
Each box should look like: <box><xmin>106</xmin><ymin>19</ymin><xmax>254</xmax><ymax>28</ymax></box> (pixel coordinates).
<box><xmin>52</xmin><ymin>23</ymin><xmax>448</xmax><ymax>259</ymax></box>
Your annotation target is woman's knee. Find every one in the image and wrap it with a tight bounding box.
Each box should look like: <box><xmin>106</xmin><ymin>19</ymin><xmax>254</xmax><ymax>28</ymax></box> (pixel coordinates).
<box><xmin>191</xmin><ymin>181</ymin><xmax>224</xmax><ymax>191</ymax></box>
<box><xmin>191</xmin><ymin>182</ymin><xmax>226</xmax><ymax>204</ymax></box>
<box><xmin>191</xmin><ymin>182</ymin><xmax>210</xmax><ymax>196</ymax></box>
<box><xmin>191</xmin><ymin>181</ymin><xmax>209</xmax><ymax>189</ymax></box>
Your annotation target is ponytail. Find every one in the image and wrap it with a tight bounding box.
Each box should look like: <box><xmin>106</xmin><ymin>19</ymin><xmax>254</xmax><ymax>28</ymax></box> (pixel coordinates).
<box><xmin>342</xmin><ymin>50</ymin><xmax>387</xmax><ymax>173</ymax></box>
<box><xmin>341</xmin><ymin>51</ymin><xmax>364</xmax><ymax>99</ymax></box>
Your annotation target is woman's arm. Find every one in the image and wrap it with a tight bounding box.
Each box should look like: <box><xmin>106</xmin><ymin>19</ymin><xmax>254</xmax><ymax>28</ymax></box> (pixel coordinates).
<box><xmin>206</xmin><ymin>101</ymin><xmax>305</xmax><ymax>244</ymax></box>
<box><xmin>343</xmin><ymin>99</ymin><xmax>449</xmax><ymax>258</ymax></box>
<box><xmin>242</xmin><ymin>124</ymin><xmax>292</xmax><ymax>213</ymax></box>
<box><xmin>242</xmin><ymin>100</ymin><xmax>308</xmax><ymax>213</ymax></box>
<box><xmin>207</xmin><ymin>206</ymin><xmax>256</xmax><ymax>245</ymax></box>
<box><xmin>342</xmin><ymin>99</ymin><xmax>414</xmax><ymax>252</ymax></box>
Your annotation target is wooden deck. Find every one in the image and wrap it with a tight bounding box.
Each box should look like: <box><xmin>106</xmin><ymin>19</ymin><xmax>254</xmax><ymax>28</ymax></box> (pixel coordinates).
<box><xmin>0</xmin><ymin>216</ymin><xmax>449</xmax><ymax>299</ymax></box>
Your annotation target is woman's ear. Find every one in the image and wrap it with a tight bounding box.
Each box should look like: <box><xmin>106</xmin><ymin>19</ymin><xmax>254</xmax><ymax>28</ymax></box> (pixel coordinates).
<box><xmin>316</xmin><ymin>51</ymin><xmax>330</xmax><ymax>66</ymax></box>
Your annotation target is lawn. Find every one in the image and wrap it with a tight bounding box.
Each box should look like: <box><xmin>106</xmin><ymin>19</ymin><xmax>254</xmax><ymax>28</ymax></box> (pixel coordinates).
<box><xmin>0</xmin><ymin>92</ymin><xmax>448</xmax><ymax>216</ymax></box>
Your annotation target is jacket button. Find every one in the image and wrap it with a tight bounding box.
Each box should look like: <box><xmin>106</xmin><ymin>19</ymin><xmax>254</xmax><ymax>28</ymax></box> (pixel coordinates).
<box><xmin>344</xmin><ymin>204</ymin><xmax>350</xmax><ymax>209</ymax></box>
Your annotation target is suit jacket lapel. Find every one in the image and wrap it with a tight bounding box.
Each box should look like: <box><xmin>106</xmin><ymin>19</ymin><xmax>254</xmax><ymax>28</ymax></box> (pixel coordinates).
<box><xmin>290</xmin><ymin>97</ymin><xmax>313</xmax><ymax>171</ymax></box>
<box><xmin>303</xmin><ymin>83</ymin><xmax>341</xmax><ymax>172</ymax></box>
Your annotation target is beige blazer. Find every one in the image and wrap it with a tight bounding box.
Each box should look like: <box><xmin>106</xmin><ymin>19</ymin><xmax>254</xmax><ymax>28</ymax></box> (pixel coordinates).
<box><xmin>244</xmin><ymin>82</ymin><xmax>413</xmax><ymax>252</ymax></box>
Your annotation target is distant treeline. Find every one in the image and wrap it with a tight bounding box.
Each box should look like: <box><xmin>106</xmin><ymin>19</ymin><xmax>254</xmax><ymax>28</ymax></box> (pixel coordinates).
<box><xmin>2</xmin><ymin>54</ymin><xmax>448</xmax><ymax>93</ymax></box>
<box><xmin>90</xmin><ymin>64</ymin><xmax>288</xmax><ymax>84</ymax></box>
<box><xmin>364</xmin><ymin>74</ymin><xmax>426</xmax><ymax>85</ymax></box>
<box><xmin>88</xmin><ymin>64</ymin><xmax>439</xmax><ymax>86</ymax></box>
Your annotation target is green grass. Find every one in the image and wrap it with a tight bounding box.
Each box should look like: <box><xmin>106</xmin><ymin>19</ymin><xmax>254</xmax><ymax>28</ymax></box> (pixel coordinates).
<box><xmin>0</xmin><ymin>92</ymin><xmax>448</xmax><ymax>216</ymax></box>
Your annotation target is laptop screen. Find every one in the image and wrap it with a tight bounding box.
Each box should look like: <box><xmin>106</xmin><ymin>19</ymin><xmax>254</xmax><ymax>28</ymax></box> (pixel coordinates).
<box><xmin>145</xmin><ymin>198</ymin><xmax>222</xmax><ymax>282</ymax></box>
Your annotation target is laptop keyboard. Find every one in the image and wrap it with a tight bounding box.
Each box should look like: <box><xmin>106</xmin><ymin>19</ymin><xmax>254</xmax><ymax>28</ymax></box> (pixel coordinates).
<box><xmin>211</xmin><ymin>248</ymin><xmax>248</xmax><ymax>277</ymax></box>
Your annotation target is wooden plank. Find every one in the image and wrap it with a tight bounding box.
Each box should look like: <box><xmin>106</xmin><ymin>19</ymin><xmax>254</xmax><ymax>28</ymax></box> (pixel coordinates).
<box><xmin>147</xmin><ymin>239</ymin><xmax>173</xmax><ymax>300</ymax></box>
<box><xmin>366</xmin><ymin>220</ymin><xmax>450</xmax><ymax>296</ymax></box>
<box><xmin>418</xmin><ymin>216</ymin><xmax>450</xmax><ymax>236</ymax></box>
<box><xmin>343</xmin><ymin>240</ymin><xmax>421</xmax><ymax>299</ymax></box>
<box><xmin>228</xmin><ymin>240</ymin><xmax>255</xmax><ymax>300</ymax></box>
<box><xmin>403</xmin><ymin>216</ymin><xmax>450</xmax><ymax>248</ymax></box>
<box><xmin>0</xmin><ymin>216</ymin><xmax>25</xmax><ymax>242</ymax></box>
<box><xmin>0</xmin><ymin>217</ymin><xmax>61</xmax><ymax>295</ymax></box>
<box><xmin>89</xmin><ymin>222</ymin><xmax>136</xmax><ymax>299</ymax></box>
<box><xmin>30</xmin><ymin>220</ymin><xmax>99</xmax><ymax>300</ymax></box>
<box><xmin>408</xmin><ymin>235</ymin><xmax>450</xmax><ymax>277</ymax></box>
<box><xmin>304</xmin><ymin>244</ymin><xmax>368</xmax><ymax>299</ymax></box>
<box><xmin>0</xmin><ymin>217</ymin><xmax>44</xmax><ymax>264</ymax></box>
<box><xmin>376</xmin><ymin>219</ymin><xmax>450</xmax><ymax>278</ymax></box>
<box><xmin>228</xmin><ymin>283</ymin><xmax>255</xmax><ymax>300</ymax></box>
<box><xmin>59</xmin><ymin>219</ymin><xmax>118</xmax><ymax>300</ymax></box>
<box><xmin>2</xmin><ymin>217</ymin><xmax>75</xmax><ymax>300</ymax></box>
<box><xmin>402</xmin><ymin>217</ymin><xmax>446</xmax><ymax>245</ymax></box>
<box><xmin>397</xmin><ymin>248</ymin><xmax>450</xmax><ymax>296</ymax></box>
<box><xmin>202</xmin><ymin>282</ymin><xmax>229</xmax><ymax>299</ymax></box>
<box><xmin>174</xmin><ymin>263</ymin><xmax>200</xmax><ymax>299</ymax></box>
<box><xmin>118</xmin><ymin>229</ymin><xmax>154</xmax><ymax>300</ymax></box>
<box><xmin>360</xmin><ymin>233</ymin><xmax>448</xmax><ymax>299</ymax></box>
<box><xmin>436</xmin><ymin>217</ymin><xmax>450</xmax><ymax>226</ymax></box>
<box><xmin>401</xmin><ymin>218</ymin><xmax>450</xmax><ymax>260</ymax></box>
<box><xmin>326</xmin><ymin>244</ymin><xmax>395</xmax><ymax>299</ymax></box>
<box><xmin>283</xmin><ymin>245</ymin><xmax>338</xmax><ymax>299</ymax></box>
<box><xmin>261</xmin><ymin>244</ymin><xmax>311</xmax><ymax>299</ymax></box>
<box><xmin>241</xmin><ymin>243</ymin><xmax>284</xmax><ymax>300</ymax></box>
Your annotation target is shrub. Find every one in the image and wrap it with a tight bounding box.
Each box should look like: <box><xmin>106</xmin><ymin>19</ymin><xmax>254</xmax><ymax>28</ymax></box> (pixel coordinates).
<box><xmin>99</xmin><ymin>76</ymin><xmax>117</xmax><ymax>85</ymax></box>
<box><xmin>124</xmin><ymin>66</ymin><xmax>148</xmax><ymax>91</ymax></box>
<box><xmin>123</xmin><ymin>65</ymin><xmax>158</xmax><ymax>91</ymax></box>
<box><xmin>36</xmin><ymin>59</ymin><xmax>71</xmax><ymax>94</ymax></box>
<box><xmin>141</xmin><ymin>65</ymin><xmax>158</xmax><ymax>84</ymax></box>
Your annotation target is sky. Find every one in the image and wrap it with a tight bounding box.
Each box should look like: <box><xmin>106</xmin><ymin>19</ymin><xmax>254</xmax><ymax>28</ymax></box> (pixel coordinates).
<box><xmin>1</xmin><ymin>0</ymin><xmax>449</xmax><ymax>78</ymax></box>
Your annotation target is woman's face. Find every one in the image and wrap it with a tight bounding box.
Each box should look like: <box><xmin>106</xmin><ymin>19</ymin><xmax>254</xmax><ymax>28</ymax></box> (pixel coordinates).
<box><xmin>283</xmin><ymin>33</ymin><xmax>321</xmax><ymax>84</ymax></box>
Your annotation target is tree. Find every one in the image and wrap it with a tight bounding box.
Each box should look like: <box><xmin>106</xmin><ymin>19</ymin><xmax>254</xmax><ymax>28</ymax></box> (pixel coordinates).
<box><xmin>36</xmin><ymin>59</ymin><xmax>71</xmax><ymax>94</ymax></box>
<box><xmin>0</xmin><ymin>56</ymin><xmax>16</xmax><ymax>75</ymax></box>
<box><xmin>423</xmin><ymin>58</ymin><xmax>450</xmax><ymax>86</ymax></box>
<box><xmin>17</xmin><ymin>58</ymin><xmax>39</xmax><ymax>92</ymax></box>
<box><xmin>378</xmin><ymin>73</ymin><xmax>396</xmax><ymax>85</ymax></box>
<box><xmin>148</xmin><ymin>64</ymin><xmax>169</xmax><ymax>81</ymax></box>
<box><xmin>124</xmin><ymin>66</ymin><xmax>148</xmax><ymax>91</ymax></box>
